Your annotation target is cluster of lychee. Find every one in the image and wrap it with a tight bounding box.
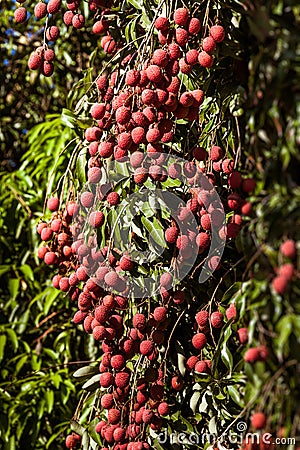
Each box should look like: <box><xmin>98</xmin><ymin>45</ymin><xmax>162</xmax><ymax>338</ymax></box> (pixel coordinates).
<box><xmin>272</xmin><ymin>239</ymin><xmax>298</xmax><ymax>295</ymax></box>
<box><xmin>186</xmin><ymin>304</ymin><xmax>236</xmax><ymax>374</ymax></box>
<box><xmin>14</xmin><ymin>0</ymin><xmax>115</xmax><ymax>76</ymax></box>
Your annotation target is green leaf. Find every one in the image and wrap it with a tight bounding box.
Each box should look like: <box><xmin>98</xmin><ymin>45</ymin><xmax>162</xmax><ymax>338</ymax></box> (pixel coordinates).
<box><xmin>0</xmin><ymin>334</ymin><xmax>7</xmax><ymax>363</ymax></box>
<box><xmin>19</xmin><ymin>264</ymin><xmax>34</xmax><ymax>282</ymax></box>
<box><xmin>141</xmin><ymin>216</ymin><xmax>167</xmax><ymax>250</ymax></box>
<box><xmin>70</xmin><ymin>420</ymin><xmax>86</xmax><ymax>436</ymax></box>
<box><xmin>82</xmin><ymin>373</ymin><xmax>101</xmax><ymax>391</ymax></box>
<box><xmin>73</xmin><ymin>365</ymin><xmax>99</xmax><ymax>378</ymax></box>
<box><xmin>61</xmin><ymin>108</ymin><xmax>76</xmax><ymax>128</ymax></box>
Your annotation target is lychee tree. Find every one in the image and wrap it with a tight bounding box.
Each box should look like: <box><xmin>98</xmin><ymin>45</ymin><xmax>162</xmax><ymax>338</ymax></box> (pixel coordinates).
<box><xmin>3</xmin><ymin>0</ymin><xmax>300</xmax><ymax>449</ymax></box>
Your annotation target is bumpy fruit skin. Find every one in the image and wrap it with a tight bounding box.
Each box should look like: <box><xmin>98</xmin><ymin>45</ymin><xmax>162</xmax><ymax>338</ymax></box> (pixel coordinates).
<box><xmin>188</xmin><ymin>17</ymin><xmax>201</xmax><ymax>35</ymax></box>
<box><xmin>28</xmin><ymin>52</ymin><xmax>43</xmax><ymax>70</ymax></box>
<box><xmin>195</xmin><ymin>310</ymin><xmax>209</xmax><ymax>326</ymax></box>
<box><xmin>89</xmin><ymin>211</ymin><xmax>105</xmax><ymax>228</ymax></box>
<box><xmin>65</xmin><ymin>433</ymin><xmax>81</xmax><ymax>449</ymax></box>
<box><xmin>153</xmin><ymin>306</ymin><xmax>167</xmax><ymax>322</ymax></box>
<box><xmin>47</xmin><ymin>0</ymin><xmax>61</xmax><ymax>14</ymax></box>
<box><xmin>154</xmin><ymin>17</ymin><xmax>169</xmax><ymax>32</ymax></box>
<box><xmin>174</xmin><ymin>7</ymin><xmax>189</xmax><ymax>26</ymax></box>
<box><xmin>107</xmin><ymin>191</ymin><xmax>120</xmax><ymax>206</ymax></box>
<box><xmin>202</xmin><ymin>36</ymin><xmax>216</xmax><ymax>54</ymax></box>
<box><xmin>210</xmin><ymin>24</ymin><xmax>225</xmax><ymax>43</ymax></box>
<box><xmin>192</xmin><ymin>332</ymin><xmax>207</xmax><ymax>350</ymax></box>
<box><xmin>46</xmin><ymin>26</ymin><xmax>60</xmax><ymax>41</ymax></box>
<box><xmin>34</xmin><ymin>2</ymin><xmax>47</xmax><ymax>19</ymax></box>
<box><xmin>210</xmin><ymin>311</ymin><xmax>223</xmax><ymax>328</ymax></box>
<box><xmin>140</xmin><ymin>339</ymin><xmax>154</xmax><ymax>356</ymax></box>
<box><xmin>14</xmin><ymin>7</ymin><xmax>27</xmax><ymax>23</ymax></box>
<box><xmin>160</xmin><ymin>272</ymin><xmax>173</xmax><ymax>289</ymax></box>
<box><xmin>251</xmin><ymin>412</ymin><xmax>267</xmax><ymax>430</ymax></box>
<box><xmin>198</xmin><ymin>51</ymin><xmax>214</xmax><ymax>68</ymax></box>
<box><xmin>280</xmin><ymin>239</ymin><xmax>297</xmax><ymax>259</ymax></box>
<box><xmin>210</xmin><ymin>145</ymin><xmax>224</xmax><ymax>161</ymax></box>
<box><xmin>119</xmin><ymin>255</ymin><xmax>134</xmax><ymax>271</ymax></box>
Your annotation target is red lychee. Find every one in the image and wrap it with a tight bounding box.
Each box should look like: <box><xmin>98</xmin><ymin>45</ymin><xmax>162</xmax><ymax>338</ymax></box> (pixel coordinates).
<box><xmin>140</xmin><ymin>340</ymin><xmax>154</xmax><ymax>356</ymax></box>
<box><xmin>153</xmin><ymin>306</ymin><xmax>167</xmax><ymax>322</ymax></box>
<box><xmin>202</xmin><ymin>36</ymin><xmax>216</xmax><ymax>53</ymax></box>
<box><xmin>237</xmin><ymin>327</ymin><xmax>248</xmax><ymax>345</ymax></box>
<box><xmin>210</xmin><ymin>311</ymin><xmax>223</xmax><ymax>328</ymax></box>
<box><xmin>47</xmin><ymin>0</ymin><xmax>61</xmax><ymax>14</ymax></box>
<box><xmin>100</xmin><ymin>372</ymin><xmax>114</xmax><ymax>388</ymax></box>
<box><xmin>192</xmin><ymin>333</ymin><xmax>207</xmax><ymax>350</ymax></box>
<box><xmin>165</xmin><ymin>227</ymin><xmax>179</xmax><ymax>244</ymax></box>
<box><xmin>146</xmin><ymin>65</ymin><xmax>163</xmax><ymax>83</ymax></box>
<box><xmin>154</xmin><ymin>17</ymin><xmax>169</xmax><ymax>32</ymax></box>
<box><xmin>272</xmin><ymin>275</ymin><xmax>288</xmax><ymax>295</ymax></box>
<box><xmin>244</xmin><ymin>347</ymin><xmax>260</xmax><ymax>363</ymax></box>
<box><xmin>34</xmin><ymin>2</ymin><xmax>47</xmax><ymax>19</ymax></box>
<box><xmin>119</xmin><ymin>255</ymin><xmax>134</xmax><ymax>271</ymax></box>
<box><xmin>280</xmin><ymin>240</ymin><xmax>297</xmax><ymax>259</ymax></box>
<box><xmin>175</xmin><ymin>28</ymin><xmax>189</xmax><ymax>47</ymax></box>
<box><xmin>198</xmin><ymin>51</ymin><xmax>214</xmax><ymax>68</ymax></box>
<box><xmin>47</xmin><ymin>196</ymin><xmax>59</xmax><ymax>211</ymax></box>
<box><xmin>195</xmin><ymin>310</ymin><xmax>209</xmax><ymax>326</ymax></box>
<box><xmin>14</xmin><ymin>6</ymin><xmax>27</xmax><ymax>23</ymax></box>
<box><xmin>210</xmin><ymin>25</ymin><xmax>225</xmax><ymax>43</ymax></box>
<box><xmin>174</xmin><ymin>7</ymin><xmax>189</xmax><ymax>26</ymax></box>
<box><xmin>188</xmin><ymin>17</ymin><xmax>201</xmax><ymax>35</ymax></box>
<box><xmin>160</xmin><ymin>272</ymin><xmax>173</xmax><ymax>290</ymax></box>
<box><xmin>251</xmin><ymin>412</ymin><xmax>266</xmax><ymax>430</ymax></box>
<box><xmin>107</xmin><ymin>192</ymin><xmax>120</xmax><ymax>206</ymax></box>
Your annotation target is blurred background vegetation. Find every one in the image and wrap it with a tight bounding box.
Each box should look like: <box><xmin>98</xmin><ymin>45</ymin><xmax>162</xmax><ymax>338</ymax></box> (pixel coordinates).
<box><xmin>0</xmin><ymin>0</ymin><xmax>299</xmax><ymax>448</ymax></box>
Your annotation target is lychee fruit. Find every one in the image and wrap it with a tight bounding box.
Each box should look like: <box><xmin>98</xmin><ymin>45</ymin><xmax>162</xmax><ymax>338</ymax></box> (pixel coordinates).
<box><xmin>107</xmin><ymin>192</ymin><xmax>120</xmax><ymax>206</ymax></box>
<box><xmin>210</xmin><ymin>311</ymin><xmax>223</xmax><ymax>328</ymax></box>
<box><xmin>280</xmin><ymin>240</ymin><xmax>297</xmax><ymax>259</ymax></box>
<box><xmin>226</xmin><ymin>304</ymin><xmax>237</xmax><ymax>321</ymax></box>
<box><xmin>47</xmin><ymin>196</ymin><xmax>59</xmax><ymax>212</ymax></box>
<box><xmin>100</xmin><ymin>372</ymin><xmax>114</xmax><ymax>388</ymax></box>
<box><xmin>119</xmin><ymin>255</ymin><xmax>134</xmax><ymax>271</ymax></box>
<box><xmin>237</xmin><ymin>327</ymin><xmax>248</xmax><ymax>345</ymax></box>
<box><xmin>160</xmin><ymin>272</ymin><xmax>173</xmax><ymax>290</ymax></box>
<box><xmin>251</xmin><ymin>412</ymin><xmax>266</xmax><ymax>430</ymax></box>
<box><xmin>154</xmin><ymin>17</ymin><xmax>169</xmax><ymax>32</ymax></box>
<box><xmin>272</xmin><ymin>275</ymin><xmax>288</xmax><ymax>295</ymax></box>
<box><xmin>175</xmin><ymin>28</ymin><xmax>189</xmax><ymax>47</ymax></box>
<box><xmin>153</xmin><ymin>306</ymin><xmax>167</xmax><ymax>322</ymax></box>
<box><xmin>47</xmin><ymin>0</ymin><xmax>61</xmax><ymax>15</ymax></box>
<box><xmin>192</xmin><ymin>333</ymin><xmax>207</xmax><ymax>350</ymax></box>
<box><xmin>244</xmin><ymin>347</ymin><xmax>260</xmax><ymax>363</ymax></box>
<box><xmin>210</xmin><ymin>25</ymin><xmax>225</xmax><ymax>43</ymax></box>
<box><xmin>195</xmin><ymin>310</ymin><xmax>209</xmax><ymax>327</ymax></box>
<box><xmin>146</xmin><ymin>65</ymin><xmax>163</xmax><ymax>83</ymax></box>
<box><xmin>188</xmin><ymin>17</ymin><xmax>201</xmax><ymax>35</ymax></box>
<box><xmin>198</xmin><ymin>51</ymin><xmax>214</xmax><ymax>68</ymax></box>
<box><xmin>202</xmin><ymin>36</ymin><xmax>216</xmax><ymax>53</ymax></box>
<box><xmin>174</xmin><ymin>7</ymin><xmax>189</xmax><ymax>26</ymax></box>
<box><xmin>140</xmin><ymin>340</ymin><xmax>154</xmax><ymax>356</ymax></box>
<box><xmin>14</xmin><ymin>6</ymin><xmax>27</xmax><ymax>23</ymax></box>
<box><xmin>34</xmin><ymin>2</ymin><xmax>47</xmax><ymax>19</ymax></box>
